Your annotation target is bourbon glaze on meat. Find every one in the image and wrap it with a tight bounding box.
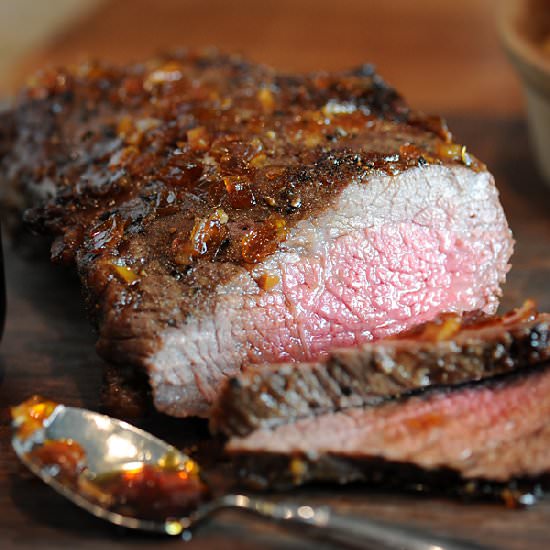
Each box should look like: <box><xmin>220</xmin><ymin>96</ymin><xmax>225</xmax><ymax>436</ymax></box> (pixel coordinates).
<box><xmin>6</xmin><ymin>51</ymin><xmax>483</xmax><ymax>332</ymax></box>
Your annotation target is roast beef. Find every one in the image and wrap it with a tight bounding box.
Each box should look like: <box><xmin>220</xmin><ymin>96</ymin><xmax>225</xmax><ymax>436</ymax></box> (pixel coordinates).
<box><xmin>0</xmin><ymin>50</ymin><xmax>513</xmax><ymax>417</ymax></box>
<box><xmin>226</xmin><ymin>363</ymin><xmax>550</xmax><ymax>493</ymax></box>
<box><xmin>211</xmin><ymin>303</ymin><xmax>550</xmax><ymax>436</ymax></box>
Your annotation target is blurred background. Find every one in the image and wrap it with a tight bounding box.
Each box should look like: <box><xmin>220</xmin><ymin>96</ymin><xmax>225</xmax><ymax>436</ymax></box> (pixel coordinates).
<box><xmin>0</xmin><ymin>0</ymin><xmax>522</xmax><ymax>117</ymax></box>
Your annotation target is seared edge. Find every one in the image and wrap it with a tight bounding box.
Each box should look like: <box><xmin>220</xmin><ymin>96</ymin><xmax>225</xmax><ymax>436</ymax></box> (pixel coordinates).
<box><xmin>212</xmin><ymin>312</ymin><xmax>550</xmax><ymax>436</ymax></box>
<box><xmin>229</xmin><ymin>449</ymin><xmax>548</xmax><ymax>506</ymax></box>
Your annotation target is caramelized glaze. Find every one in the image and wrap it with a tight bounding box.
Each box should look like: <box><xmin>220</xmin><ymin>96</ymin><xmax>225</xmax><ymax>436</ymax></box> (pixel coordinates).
<box><xmin>4</xmin><ymin>50</ymin><xmax>484</xmax><ymax>334</ymax></box>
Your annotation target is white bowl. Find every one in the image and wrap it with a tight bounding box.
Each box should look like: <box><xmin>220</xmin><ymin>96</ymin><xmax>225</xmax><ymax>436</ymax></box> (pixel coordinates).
<box><xmin>500</xmin><ymin>0</ymin><xmax>550</xmax><ymax>184</ymax></box>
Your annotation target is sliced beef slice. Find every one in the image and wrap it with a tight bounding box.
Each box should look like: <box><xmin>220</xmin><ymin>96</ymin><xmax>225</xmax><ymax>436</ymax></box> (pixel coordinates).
<box><xmin>227</xmin><ymin>364</ymin><xmax>550</xmax><ymax>489</ymax></box>
<box><xmin>0</xmin><ymin>51</ymin><xmax>513</xmax><ymax>417</ymax></box>
<box><xmin>211</xmin><ymin>305</ymin><xmax>550</xmax><ymax>436</ymax></box>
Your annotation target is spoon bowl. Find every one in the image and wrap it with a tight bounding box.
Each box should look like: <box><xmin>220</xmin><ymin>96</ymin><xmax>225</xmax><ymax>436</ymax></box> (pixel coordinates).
<box><xmin>12</xmin><ymin>403</ymin><xmax>195</xmax><ymax>534</ymax></box>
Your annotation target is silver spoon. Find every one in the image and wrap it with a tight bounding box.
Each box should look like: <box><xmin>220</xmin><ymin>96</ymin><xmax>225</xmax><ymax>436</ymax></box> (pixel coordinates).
<box><xmin>12</xmin><ymin>399</ymin><xmax>491</xmax><ymax>550</ymax></box>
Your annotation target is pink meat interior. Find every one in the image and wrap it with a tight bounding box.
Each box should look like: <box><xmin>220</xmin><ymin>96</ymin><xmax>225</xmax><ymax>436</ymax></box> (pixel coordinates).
<box><xmin>149</xmin><ymin>166</ymin><xmax>513</xmax><ymax>416</ymax></box>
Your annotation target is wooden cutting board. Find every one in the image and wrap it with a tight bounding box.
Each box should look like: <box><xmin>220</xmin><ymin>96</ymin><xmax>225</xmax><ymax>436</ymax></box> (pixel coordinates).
<box><xmin>1</xmin><ymin>1</ymin><xmax>550</xmax><ymax>548</ymax></box>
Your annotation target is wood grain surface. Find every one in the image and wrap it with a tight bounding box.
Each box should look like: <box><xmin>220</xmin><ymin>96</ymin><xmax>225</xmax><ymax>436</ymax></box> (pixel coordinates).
<box><xmin>1</xmin><ymin>1</ymin><xmax>550</xmax><ymax>548</ymax></box>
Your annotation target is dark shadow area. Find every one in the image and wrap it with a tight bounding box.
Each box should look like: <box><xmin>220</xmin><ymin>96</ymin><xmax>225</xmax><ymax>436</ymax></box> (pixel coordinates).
<box><xmin>0</xmin><ymin>246</ymin><xmax>104</xmax><ymax>412</ymax></box>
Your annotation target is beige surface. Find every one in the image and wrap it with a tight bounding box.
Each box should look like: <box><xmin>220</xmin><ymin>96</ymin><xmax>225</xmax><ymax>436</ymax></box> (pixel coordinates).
<box><xmin>0</xmin><ymin>0</ymin><xmax>102</xmax><ymax>95</ymax></box>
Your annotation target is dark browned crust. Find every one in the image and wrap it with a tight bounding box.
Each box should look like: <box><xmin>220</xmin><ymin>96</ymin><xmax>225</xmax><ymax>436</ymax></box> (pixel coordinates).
<box><xmin>211</xmin><ymin>310</ymin><xmax>550</xmax><ymax>437</ymax></box>
<box><xmin>229</xmin><ymin>450</ymin><xmax>548</xmax><ymax>507</ymax></box>
<box><xmin>0</xmin><ymin>50</ymin><xmax>481</xmax><ymax>370</ymax></box>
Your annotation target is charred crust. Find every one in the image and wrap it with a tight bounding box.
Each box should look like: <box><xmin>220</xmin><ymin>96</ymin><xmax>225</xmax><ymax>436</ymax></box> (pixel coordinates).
<box><xmin>229</xmin><ymin>450</ymin><xmax>548</xmax><ymax>508</ymax></box>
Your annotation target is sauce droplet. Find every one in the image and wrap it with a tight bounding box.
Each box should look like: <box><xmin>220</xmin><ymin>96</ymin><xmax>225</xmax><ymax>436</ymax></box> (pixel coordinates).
<box><xmin>11</xmin><ymin>396</ymin><xmax>59</xmax><ymax>439</ymax></box>
<box><xmin>241</xmin><ymin>217</ymin><xmax>287</xmax><ymax>264</ymax></box>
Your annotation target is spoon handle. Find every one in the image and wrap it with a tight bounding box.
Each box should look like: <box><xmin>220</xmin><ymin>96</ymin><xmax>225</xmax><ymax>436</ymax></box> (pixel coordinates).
<box><xmin>218</xmin><ymin>495</ymin><xmax>491</xmax><ymax>550</ymax></box>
